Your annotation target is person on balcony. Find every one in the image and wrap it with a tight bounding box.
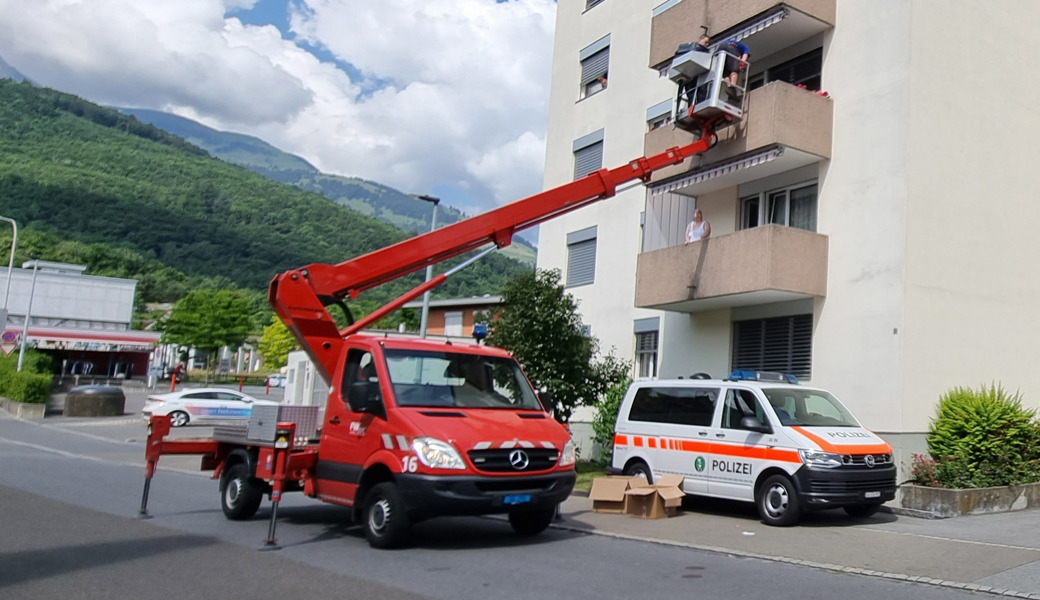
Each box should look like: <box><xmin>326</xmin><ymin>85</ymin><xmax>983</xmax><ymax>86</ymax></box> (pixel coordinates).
<box><xmin>685</xmin><ymin>209</ymin><xmax>711</xmax><ymax>243</ymax></box>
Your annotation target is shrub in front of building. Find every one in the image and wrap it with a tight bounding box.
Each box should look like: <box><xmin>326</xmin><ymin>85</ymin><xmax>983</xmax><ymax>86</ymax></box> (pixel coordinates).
<box><xmin>0</xmin><ymin>349</ymin><xmax>53</xmax><ymax>404</ymax></box>
<box><xmin>910</xmin><ymin>383</ymin><xmax>1040</xmax><ymax>488</ymax></box>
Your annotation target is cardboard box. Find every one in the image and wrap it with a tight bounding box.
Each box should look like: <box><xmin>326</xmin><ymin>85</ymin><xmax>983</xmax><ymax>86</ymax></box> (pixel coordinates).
<box><xmin>588</xmin><ymin>476</ymin><xmax>648</xmax><ymax>514</ymax></box>
<box><xmin>625</xmin><ymin>474</ymin><xmax>685</xmax><ymax>519</ymax></box>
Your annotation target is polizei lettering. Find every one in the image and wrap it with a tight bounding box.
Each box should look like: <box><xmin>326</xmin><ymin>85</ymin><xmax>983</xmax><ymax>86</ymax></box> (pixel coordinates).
<box><xmin>712</xmin><ymin>459</ymin><xmax>751</xmax><ymax>475</ymax></box>
<box><xmin>826</xmin><ymin>431</ymin><xmax>872</xmax><ymax>439</ymax></box>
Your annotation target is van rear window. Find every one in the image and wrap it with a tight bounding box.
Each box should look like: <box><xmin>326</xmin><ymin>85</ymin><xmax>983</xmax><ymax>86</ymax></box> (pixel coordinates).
<box><xmin>628</xmin><ymin>387</ymin><xmax>719</xmax><ymax>426</ymax></box>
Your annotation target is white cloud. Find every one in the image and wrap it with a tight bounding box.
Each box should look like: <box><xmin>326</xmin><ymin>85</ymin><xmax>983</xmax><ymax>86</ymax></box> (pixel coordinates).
<box><xmin>0</xmin><ymin>0</ymin><xmax>556</xmax><ymax>213</ymax></box>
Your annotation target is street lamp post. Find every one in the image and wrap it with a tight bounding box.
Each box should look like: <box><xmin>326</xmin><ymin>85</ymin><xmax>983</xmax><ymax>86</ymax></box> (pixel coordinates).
<box><xmin>16</xmin><ymin>254</ymin><xmax>40</xmax><ymax>372</ymax></box>
<box><xmin>0</xmin><ymin>215</ymin><xmax>16</xmax><ymax>326</ymax></box>
<box><xmin>410</xmin><ymin>194</ymin><xmax>440</xmax><ymax>338</ymax></box>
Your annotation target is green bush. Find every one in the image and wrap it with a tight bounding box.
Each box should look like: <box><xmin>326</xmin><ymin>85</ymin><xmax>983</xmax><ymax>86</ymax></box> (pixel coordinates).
<box><xmin>591</xmin><ymin>378</ymin><xmax>631</xmax><ymax>466</ymax></box>
<box><xmin>922</xmin><ymin>383</ymin><xmax>1040</xmax><ymax>487</ymax></box>
<box><xmin>0</xmin><ymin>371</ymin><xmax>52</xmax><ymax>404</ymax></box>
<box><xmin>0</xmin><ymin>349</ymin><xmax>54</xmax><ymax>403</ymax></box>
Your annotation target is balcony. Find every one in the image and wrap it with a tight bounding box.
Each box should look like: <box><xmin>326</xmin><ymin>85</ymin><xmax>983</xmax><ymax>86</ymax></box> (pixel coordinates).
<box><xmin>649</xmin><ymin>0</ymin><xmax>835</xmax><ymax>70</ymax></box>
<box><xmin>644</xmin><ymin>80</ymin><xmax>832</xmax><ymax>185</ymax></box>
<box><xmin>634</xmin><ymin>225</ymin><xmax>827</xmax><ymax>312</ymax></box>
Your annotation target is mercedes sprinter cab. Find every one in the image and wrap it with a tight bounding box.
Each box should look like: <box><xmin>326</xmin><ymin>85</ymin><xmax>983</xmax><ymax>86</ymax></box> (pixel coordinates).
<box><xmin>610</xmin><ymin>371</ymin><xmax>896</xmax><ymax>526</ymax></box>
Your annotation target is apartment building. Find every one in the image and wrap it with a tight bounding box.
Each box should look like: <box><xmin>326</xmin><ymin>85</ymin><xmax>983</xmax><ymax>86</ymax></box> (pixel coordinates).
<box><xmin>537</xmin><ymin>0</ymin><xmax>1040</xmax><ymax>465</ymax></box>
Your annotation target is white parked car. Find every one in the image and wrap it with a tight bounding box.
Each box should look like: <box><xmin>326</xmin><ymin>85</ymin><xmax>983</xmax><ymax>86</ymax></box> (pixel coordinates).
<box><xmin>266</xmin><ymin>373</ymin><xmax>287</xmax><ymax>387</ymax></box>
<box><xmin>142</xmin><ymin>388</ymin><xmax>280</xmax><ymax>427</ymax></box>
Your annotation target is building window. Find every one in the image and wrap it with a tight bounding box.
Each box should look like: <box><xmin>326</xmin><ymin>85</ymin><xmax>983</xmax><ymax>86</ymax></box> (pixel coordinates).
<box><xmin>748</xmin><ymin>48</ymin><xmax>822</xmax><ymax>92</ymax></box>
<box><xmin>740</xmin><ymin>183</ymin><xmax>817</xmax><ymax>231</ymax></box>
<box><xmin>636</xmin><ymin>331</ymin><xmax>658</xmax><ymax>379</ymax></box>
<box><xmin>645</xmin><ymin>99</ymin><xmax>672</xmax><ymax>132</ymax></box>
<box><xmin>566</xmin><ymin>226</ymin><xmax>597</xmax><ymax>287</ymax></box>
<box><xmin>573</xmin><ymin>129</ymin><xmax>604</xmax><ymax>179</ymax></box>
<box><xmin>579</xmin><ymin>35</ymin><xmax>610</xmax><ymax>99</ymax></box>
<box><xmin>444</xmin><ymin>311</ymin><xmax>463</xmax><ymax>337</ymax></box>
<box><xmin>731</xmin><ymin>314</ymin><xmax>812</xmax><ymax>379</ymax></box>
<box><xmin>586</xmin><ymin>0</ymin><xmax>606</xmax><ymax>10</ymax></box>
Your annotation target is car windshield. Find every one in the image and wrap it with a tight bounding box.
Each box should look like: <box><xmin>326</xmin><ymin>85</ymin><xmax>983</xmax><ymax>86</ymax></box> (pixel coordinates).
<box><xmin>383</xmin><ymin>349</ymin><xmax>542</xmax><ymax>410</ymax></box>
<box><xmin>762</xmin><ymin>388</ymin><xmax>860</xmax><ymax>427</ymax></box>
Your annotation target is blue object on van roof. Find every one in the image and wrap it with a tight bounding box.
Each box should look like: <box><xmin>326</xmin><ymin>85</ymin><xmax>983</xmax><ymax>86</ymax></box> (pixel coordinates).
<box><xmin>727</xmin><ymin>370</ymin><xmax>799</xmax><ymax>384</ymax></box>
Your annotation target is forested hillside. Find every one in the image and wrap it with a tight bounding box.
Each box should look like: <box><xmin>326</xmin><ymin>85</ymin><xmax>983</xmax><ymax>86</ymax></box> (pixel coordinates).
<box><xmin>120</xmin><ymin>108</ymin><xmax>538</xmax><ymax>265</ymax></box>
<box><xmin>0</xmin><ymin>79</ymin><xmax>530</xmax><ymax>306</ymax></box>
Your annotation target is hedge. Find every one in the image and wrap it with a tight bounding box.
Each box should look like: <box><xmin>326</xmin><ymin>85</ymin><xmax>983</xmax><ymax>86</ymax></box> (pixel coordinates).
<box><xmin>0</xmin><ymin>370</ymin><xmax>52</xmax><ymax>404</ymax></box>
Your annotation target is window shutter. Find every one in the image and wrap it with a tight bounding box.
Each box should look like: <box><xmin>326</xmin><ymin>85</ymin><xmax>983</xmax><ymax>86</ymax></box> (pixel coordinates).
<box><xmin>573</xmin><ymin>141</ymin><xmax>603</xmax><ymax>179</ymax></box>
<box><xmin>586</xmin><ymin>0</ymin><xmax>606</xmax><ymax>9</ymax></box>
<box><xmin>566</xmin><ymin>238</ymin><xmax>597</xmax><ymax>286</ymax></box>
<box><xmin>580</xmin><ymin>47</ymin><xmax>610</xmax><ymax>86</ymax></box>
<box><xmin>731</xmin><ymin>314</ymin><xmax>812</xmax><ymax>378</ymax></box>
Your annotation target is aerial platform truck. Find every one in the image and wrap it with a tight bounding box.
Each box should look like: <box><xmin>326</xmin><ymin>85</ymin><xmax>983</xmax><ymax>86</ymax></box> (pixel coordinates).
<box><xmin>139</xmin><ymin>51</ymin><xmax>744</xmax><ymax>548</ymax></box>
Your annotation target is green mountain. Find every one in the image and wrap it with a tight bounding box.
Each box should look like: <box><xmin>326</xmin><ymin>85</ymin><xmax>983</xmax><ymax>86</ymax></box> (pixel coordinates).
<box><xmin>0</xmin><ymin>79</ymin><xmax>530</xmax><ymax>307</ymax></box>
<box><xmin>120</xmin><ymin>108</ymin><xmax>538</xmax><ymax>266</ymax></box>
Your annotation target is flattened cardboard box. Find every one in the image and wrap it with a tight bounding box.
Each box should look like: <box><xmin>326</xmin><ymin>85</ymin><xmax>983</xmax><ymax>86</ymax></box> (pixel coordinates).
<box><xmin>589</xmin><ymin>476</ymin><xmax>648</xmax><ymax>514</ymax></box>
<box><xmin>625</xmin><ymin>474</ymin><xmax>685</xmax><ymax>519</ymax></box>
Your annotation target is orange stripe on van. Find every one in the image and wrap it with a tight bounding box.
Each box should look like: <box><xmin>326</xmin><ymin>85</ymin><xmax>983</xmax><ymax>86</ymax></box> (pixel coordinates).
<box><xmin>614</xmin><ymin>434</ymin><xmax>629</xmax><ymax>446</ymax></box>
<box><xmin>793</xmin><ymin>427</ymin><xmax>892</xmax><ymax>455</ymax></box>
<box><xmin>648</xmin><ymin>438</ymin><xmax>658</xmax><ymax>449</ymax></box>
<box><xmin>633</xmin><ymin>436</ymin><xmax>644</xmax><ymax>448</ymax></box>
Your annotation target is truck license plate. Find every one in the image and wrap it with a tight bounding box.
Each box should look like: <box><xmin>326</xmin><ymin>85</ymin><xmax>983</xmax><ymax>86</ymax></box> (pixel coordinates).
<box><xmin>865</xmin><ymin>491</ymin><xmax>881</xmax><ymax>499</ymax></box>
<box><xmin>503</xmin><ymin>494</ymin><xmax>532</xmax><ymax>505</ymax></box>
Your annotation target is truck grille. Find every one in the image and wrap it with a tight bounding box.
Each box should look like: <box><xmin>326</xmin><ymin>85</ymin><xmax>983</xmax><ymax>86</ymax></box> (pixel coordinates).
<box><xmin>809</xmin><ymin>478</ymin><xmax>895</xmax><ymax>493</ymax></box>
<box><xmin>468</xmin><ymin>448</ymin><xmax>559</xmax><ymax>473</ymax></box>
<box><xmin>840</xmin><ymin>453</ymin><xmax>894</xmax><ymax>468</ymax></box>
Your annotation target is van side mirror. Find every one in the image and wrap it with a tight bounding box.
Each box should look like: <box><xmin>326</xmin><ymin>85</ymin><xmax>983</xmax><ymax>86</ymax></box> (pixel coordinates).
<box><xmin>740</xmin><ymin>415</ymin><xmax>772</xmax><ymax>434</ymax></box>
<box><xmin>538</xmin><ymin>390</ymin><xmax>555</xmax><ymax>417</ymax></box>
<box><xmin>347</xmin><ymin>381</ymin><xmax>384</xmax><ymax>417</ymax></box>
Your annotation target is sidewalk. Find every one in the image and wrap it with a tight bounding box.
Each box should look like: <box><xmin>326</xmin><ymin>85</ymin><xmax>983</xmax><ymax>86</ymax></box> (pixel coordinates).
<box><xmin>558</xmin><ymin>492</ymin><xmax>1040</xmax><ymax>598</ymax></box>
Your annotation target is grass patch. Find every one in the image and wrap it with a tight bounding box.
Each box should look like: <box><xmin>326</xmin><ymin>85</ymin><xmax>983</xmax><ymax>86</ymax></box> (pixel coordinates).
<box><xmin>574</xmin><ymin>460</ymin><xmax>608</xmax><ymax>492</ymax></box>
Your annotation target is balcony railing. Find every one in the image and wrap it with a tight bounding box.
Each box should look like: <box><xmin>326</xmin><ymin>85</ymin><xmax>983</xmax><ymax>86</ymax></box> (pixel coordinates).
<box><xmin>649</xmin><ymin>0</ymin><xmax>835</xmax><ymax>70</ymax></box>
<box><xmin>644</xmin><ymin>80</ymin><xmax>832</xmax><ymax>184</ymax></box>
<box><xmin>634</xmin><ymin>225</ymin><xmax>827</xmax><ymax>312</ymax></box>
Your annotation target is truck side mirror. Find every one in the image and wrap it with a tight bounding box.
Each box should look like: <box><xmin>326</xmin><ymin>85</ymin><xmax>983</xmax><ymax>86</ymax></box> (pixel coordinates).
<box><xmin>538</xmin><ymin>391</ymin><xmax>555</xmax><ymax>417</ymax></box>
<box><xmin>347</xmin><ymin>381</ymin><xmax>383</xmax><ymax>417</ymax></box>
<box><xmin>740</xmin><ymin>415</ymin><xmax>772</xmax><ymax>434</ymax></box>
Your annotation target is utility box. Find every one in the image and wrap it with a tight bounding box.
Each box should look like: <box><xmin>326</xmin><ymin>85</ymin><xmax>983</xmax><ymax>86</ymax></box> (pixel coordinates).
<box><xmin>668</xmin><ymin>49</ymin><xmax>712</xmax><ymax>82</ymax></box>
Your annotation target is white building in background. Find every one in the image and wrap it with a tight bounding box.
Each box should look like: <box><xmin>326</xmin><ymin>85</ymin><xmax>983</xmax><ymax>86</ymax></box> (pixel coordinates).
<box><xmin>1</xmin><ymin>260</ymin><xmax>159</xmax><ymax>378</ymax></box>
<box><xmin>537</xmin><ymin>0</ymin><xmax>1040</xmax><ymax>467</ymax></box>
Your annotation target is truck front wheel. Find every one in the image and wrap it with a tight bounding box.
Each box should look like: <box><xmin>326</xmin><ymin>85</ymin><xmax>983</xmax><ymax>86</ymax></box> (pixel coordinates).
<box><xmin>220</xmin><ymin>463</ymin><xmax>263</xmax><ymax>520</ymax></box>
<box><xmin>508</xmin><ymin>506</ymin><xmax>557</xmax><ymax>536</ymax></box>
<box><xmin>364</xmin><ymin>482</ymin><xmax>410</xmax><ymax>549</ymax></box>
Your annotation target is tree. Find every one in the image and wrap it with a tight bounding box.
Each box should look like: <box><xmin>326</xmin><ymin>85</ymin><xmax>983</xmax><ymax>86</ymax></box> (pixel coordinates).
<box><xmin>485</xmin><ymin>269</ymin><xmax>631</xmax><ymax>423</ymax></box>
<box><xmin>258</xmin><ymin>315</ymin><xmax>298</xmax><ymax>369</ymax></box>
<box><xmin>159</xmin><ymin>288</ymin><xmax>254</xmax><ymax>369</ymax></box>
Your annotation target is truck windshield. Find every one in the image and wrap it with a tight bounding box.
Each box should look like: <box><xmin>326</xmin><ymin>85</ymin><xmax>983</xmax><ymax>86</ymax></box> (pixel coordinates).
<box><xmin>383</xmin><ymin>349</ymin><xmax>543</xmax><ymax>410</ymax></box>
<box><xmin>762</xmin><ymin>388</ymin><xmax>860</xmax><ymax>428</ymax></box>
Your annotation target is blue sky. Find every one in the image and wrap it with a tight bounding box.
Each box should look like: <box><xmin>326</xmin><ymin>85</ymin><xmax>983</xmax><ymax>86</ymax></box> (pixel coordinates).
<box><xmin>0</xmin><ymin>0</ymin><xmax>557</xmax><ymax>218</ymax></box>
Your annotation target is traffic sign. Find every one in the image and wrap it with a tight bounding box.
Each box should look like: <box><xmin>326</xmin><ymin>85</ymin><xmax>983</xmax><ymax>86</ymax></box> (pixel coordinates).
<box><xmin>1</xmin><ymin>342</ymin><xmax>16</xmax><ymax>356</ymax></box>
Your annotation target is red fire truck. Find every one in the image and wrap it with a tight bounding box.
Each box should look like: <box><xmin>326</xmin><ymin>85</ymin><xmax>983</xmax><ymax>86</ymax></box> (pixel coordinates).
<box><xmin>140</xmin><ymin>95</ymin><xmax>735</xmax><ymax>548</ymax></box>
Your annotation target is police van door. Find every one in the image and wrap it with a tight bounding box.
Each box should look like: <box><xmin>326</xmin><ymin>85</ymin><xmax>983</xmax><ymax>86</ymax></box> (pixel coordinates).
<box><xmin>707</xmin><ymin>388</ymin><xmax>770</xmax><ymax>501</ymax></box>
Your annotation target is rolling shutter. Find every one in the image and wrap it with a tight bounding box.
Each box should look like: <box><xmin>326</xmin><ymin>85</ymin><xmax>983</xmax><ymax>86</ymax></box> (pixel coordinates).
<box><xmin>731</xmin><ymin>314</ymin><xmax>812</xmax><ymax>378</ymax></box>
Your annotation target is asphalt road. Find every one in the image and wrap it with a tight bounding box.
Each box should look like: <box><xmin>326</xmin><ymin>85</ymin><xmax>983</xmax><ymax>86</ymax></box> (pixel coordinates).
<box><xmin>0</xmin><ymin>396</ymin><xmax>1000</xmax><ymax>600</ymax></box>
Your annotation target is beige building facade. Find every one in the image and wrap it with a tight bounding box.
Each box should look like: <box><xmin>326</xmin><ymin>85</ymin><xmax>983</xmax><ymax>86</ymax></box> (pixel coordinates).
<box><xmin>538</xmin><ymin>0</ymin><xmax>1040</xmax><ymax>467</ymax></box>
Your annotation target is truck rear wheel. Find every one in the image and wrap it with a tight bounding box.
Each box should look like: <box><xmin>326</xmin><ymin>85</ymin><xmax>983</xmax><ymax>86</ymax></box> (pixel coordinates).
<box><xmin>220</xmin><ymin>463</ymin><xmax>263</xmax><ymax>520</ymax></box>
<box><xmin>508</xmin><ymin>506</ymin><xmax>556</xmax><ymax>536</ymax></box>
<box><xmin>364</xmin><ymin>482</ymin><xmax>410</xmax><ymax>549</ymax></box>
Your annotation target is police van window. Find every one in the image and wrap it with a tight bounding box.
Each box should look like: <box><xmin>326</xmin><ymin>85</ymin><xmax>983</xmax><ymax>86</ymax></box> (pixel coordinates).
<box><xmin>762</xmin><ymin>389</ymin><xmax>860</xmax><ymax>427</ymax></box>
<box><xmin>722</xmin><ymin>389</ymin><xmax>766</xmax><ymax>429</ymax></box>
<box><xmin>628</xmin><ymin>387</ymin><xmax>718</xmax><ymax>426</ymax></box>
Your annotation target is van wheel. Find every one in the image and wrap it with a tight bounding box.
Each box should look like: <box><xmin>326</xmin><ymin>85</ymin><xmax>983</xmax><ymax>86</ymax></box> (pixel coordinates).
<box><xmin>623</xmin><ymin>460</ymin><xmax>653</xmax><ymax>483</ymax></box>
<box><xmin>756</xmin><ymin>474</ymin><xmax>800</xmax><ymax>526</ymax></box>
<box><xmin>844</xmin><ymin>503</ymin><xmax>881</xmax><ymax>518</ymax></box>
<box><xmin>509</xmin><ymin>507</ymin><xmax>556</xmax><ymax>536</ymax></box>
<box><xmin>364</xmin><ymin>482</ymin><xmax>410</xmax><ymax>549</ymax></box>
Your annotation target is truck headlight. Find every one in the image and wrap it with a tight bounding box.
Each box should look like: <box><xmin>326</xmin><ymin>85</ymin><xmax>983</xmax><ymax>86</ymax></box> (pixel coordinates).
<box><xmin>411</xmin><ymin>437</ymin><xmax>466</xmax><ymax>470</ymax></box>
<box><xmin>559</xmin><ymin>440</ymin><xmax>576</xmax><ymax>467</ymax></box>
<box><xmin>799</xmin><ymin>449</ymin><xmax>842</xmax><ymax>469</ymax></box>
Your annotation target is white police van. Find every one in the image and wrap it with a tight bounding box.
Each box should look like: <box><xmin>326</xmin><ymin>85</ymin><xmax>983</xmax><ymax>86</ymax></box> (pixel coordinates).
<box><xmin>610</xmin><ymin>371</ymin><xmax>896</xmax><ymax>526</ymax></box>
